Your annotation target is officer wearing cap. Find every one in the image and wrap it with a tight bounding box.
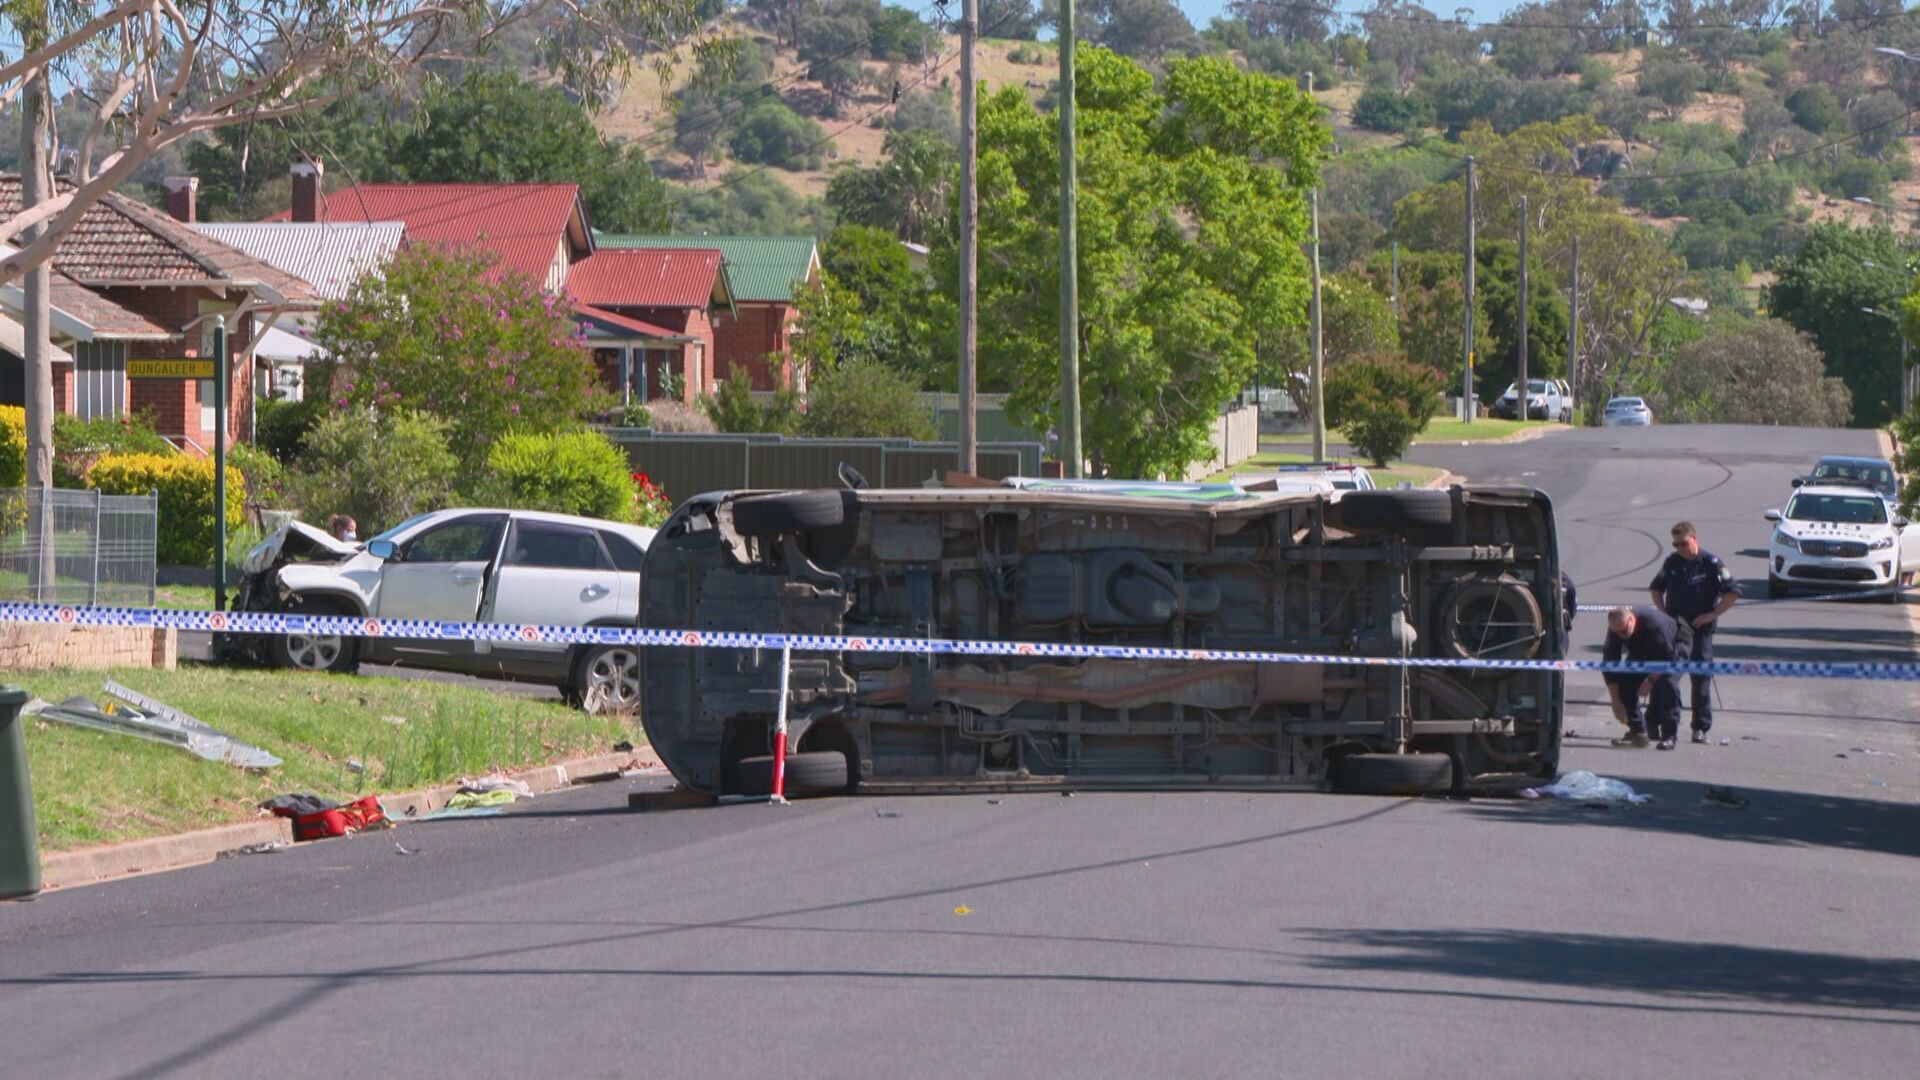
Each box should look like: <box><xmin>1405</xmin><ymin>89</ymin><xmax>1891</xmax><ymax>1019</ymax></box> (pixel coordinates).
<box><xmin>1650</xmin><ymin>520</ymin><xmax>1740</xmax><ymax>744</ymax></box>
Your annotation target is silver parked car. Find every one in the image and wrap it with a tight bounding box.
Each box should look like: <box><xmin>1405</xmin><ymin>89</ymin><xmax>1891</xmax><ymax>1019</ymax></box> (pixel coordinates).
<box><xmin>1603</xmin><ymin>396</ymin><xmax>1653</xmax><ymax>426</ymax></box>
<box><xmin>224</xmin><ymin>509</ymin><xmax>656</xmax><ymax>713</ymax></box>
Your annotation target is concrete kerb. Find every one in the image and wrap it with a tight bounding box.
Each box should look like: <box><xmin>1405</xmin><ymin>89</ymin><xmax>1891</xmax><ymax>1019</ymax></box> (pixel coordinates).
<box><xmin>36</xmin><ymin>749</ymin><xmax>665</xmax><ymax>892</ymax></box>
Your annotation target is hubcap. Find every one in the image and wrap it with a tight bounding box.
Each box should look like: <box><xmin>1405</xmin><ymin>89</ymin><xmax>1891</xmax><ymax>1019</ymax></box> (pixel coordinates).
<box><xmin>582</xmin><ymin>648</ymin><xmax>641</xmax><ymax>714</ymax></box>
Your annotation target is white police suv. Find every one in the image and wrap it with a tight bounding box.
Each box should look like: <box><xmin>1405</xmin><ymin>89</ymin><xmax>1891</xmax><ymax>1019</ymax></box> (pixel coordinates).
<box><xmin>1764</xmin><ymin>481</ymin><xmax>1915</xmax><ymax>600</ymax></box>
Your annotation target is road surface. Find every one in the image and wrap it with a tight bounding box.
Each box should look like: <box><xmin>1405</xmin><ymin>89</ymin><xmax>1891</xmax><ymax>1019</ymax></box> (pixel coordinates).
<box><xmin>5</xmin><ymin>425</ymin><xmax>1917</xmax><ymax>1078</ymax></box>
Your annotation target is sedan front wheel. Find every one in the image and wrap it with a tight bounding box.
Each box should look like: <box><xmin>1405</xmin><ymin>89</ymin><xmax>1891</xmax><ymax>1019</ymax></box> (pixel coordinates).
<box><xmin>269</xmin><ymin>600</ymin><xmax>359</xmax><ymax>674</ymax></box>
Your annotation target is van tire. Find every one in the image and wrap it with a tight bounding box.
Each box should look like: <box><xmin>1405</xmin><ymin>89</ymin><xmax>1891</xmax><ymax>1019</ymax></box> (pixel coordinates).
<box><xmin>732</xmin><ymin>750</ymin><xmax>850</xmax><ymax>796</ymax></box>
<box><xmin>732</xmin><ymin>492</ymin><xmax>847</xmax><ymax>536</ymax></box>
<box><xmin>1327</xmin><ymin>490</ymin><xmax>1454</xmax><ymax>530</ymax></box>
<box><xmin>1335</xmin><ymin>752</ymin><xmax>1454</xmax><ymax>796</ymax></box>
<box><xmin>1436</xmin><ymin>576</ymin><xmax>1545</xmax><ymax>662</ymax></box>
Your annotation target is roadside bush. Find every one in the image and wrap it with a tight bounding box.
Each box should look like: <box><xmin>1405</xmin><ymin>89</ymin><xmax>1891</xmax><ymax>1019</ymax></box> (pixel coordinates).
<box><xmin>480</xmin><ymin>430</ymin><xmax>636</xmax><ymax>522</ymax></box>
<box><xmin>1324</xmin><ymin>356</ymin><xmax>1444</xmax><ymax>467</ymax></box>
<box><xmin>255</xmin><ymin>393</ymin><xmax>328</xmax><ymax>463</ymax></box>
<box><xmin>728</xmin><ymin>100</ymin><xmax>827</xmax><ymax>171</ymax></box>
<box><xmin>290</xmin><ymin>408</ymin><xmax>458</xmax><ymax>534</ymax></box>
<box><xmin>228</xmin><ymin>444</ymin><xmax>289</xmax><ymax>520</ymax></box>
<box><xmin>803</xmin><ymin>358</ymin><xmax>935</xmax><ymax>439</ymax></box>
<box><xmin>52</xmin><ymin>412</ymin><xmax>173</xmax><ymax>487</ymax></box>
<box><xmin>0</xmin><ymin>405</ymin><xmax>24</xmax><ymax>488</ymax></box>
<box><xmin>1351</xmin><ymin>88</ymin><xmax>1433</xmax><ymax>134</ymax></box>
<box><xmin>87</xmin><ymin>452</ymin><xmax>245</xmax><ymax>566</ymax></box>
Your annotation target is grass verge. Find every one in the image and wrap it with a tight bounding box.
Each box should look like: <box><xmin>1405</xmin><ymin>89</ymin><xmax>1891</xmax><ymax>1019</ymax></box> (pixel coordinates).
<box><xmin>1261</xmin><ymin>418</ymin><xmax>1563</xmax><ymax>447</ymax></box>
<box><xmin>1204</xmin><ymin>450</ymin><xmax>1447</xmax><ymax>490</ymax></box>
<box><xmin>14</xmin><ymin>665</ymin><xmax>635</xmax><ymax>852</ymax></box>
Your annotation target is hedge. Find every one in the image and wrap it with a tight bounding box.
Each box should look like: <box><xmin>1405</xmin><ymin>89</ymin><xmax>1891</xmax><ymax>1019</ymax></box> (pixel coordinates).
<box><xmin>87</xmin><ymin>452</ymin><xmax>245</xmax><ymax>566</ymax></box>
<box><xmin>0</xmin><ymin>405</ymin><xmax>24</xmax><ymax>488</ymax></box>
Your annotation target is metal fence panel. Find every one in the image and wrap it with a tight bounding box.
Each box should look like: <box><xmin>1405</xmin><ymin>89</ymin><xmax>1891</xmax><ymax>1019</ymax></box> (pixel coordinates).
<box><xmin>0</xmin><ymin>487</ymin><xmax>157</xmax><ymax>606</ymax></box>
<box><xmin>749</xmin><ymin>442</ymin><xmax>888</xmax><ymax>491</ymax></box>
<box><xmin>620</xmin><ymin>438</ymin><xmax>751</xmax><ymax>504</ymax></box>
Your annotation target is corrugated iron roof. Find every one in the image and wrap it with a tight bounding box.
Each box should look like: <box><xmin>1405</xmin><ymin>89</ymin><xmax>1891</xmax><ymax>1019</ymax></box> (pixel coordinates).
<box><xmin>566</xmin><ymin>248</ymin><xmax>725</xmax><ymax>309</ymax></box>
<box><xmin>194</xmin><ymin>222</ymin><xmax>405</xmax><ymax>300</ymax></box>
<box><xmin>592</xmin><ymin>234</ymin><xmax>817</xmax><ymax>302</ymax></box>
<box><xmin>265</xmin><ymin>183</ymin><xmax>585</xmax><ymax>285</ymax></box>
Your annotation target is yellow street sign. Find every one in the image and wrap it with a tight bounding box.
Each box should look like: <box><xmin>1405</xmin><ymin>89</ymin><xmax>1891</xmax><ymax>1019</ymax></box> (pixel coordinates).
<box><xmin>127</xmin><ymin>358</ymin><xmax>215</xmax><ymax>379</ymax></box>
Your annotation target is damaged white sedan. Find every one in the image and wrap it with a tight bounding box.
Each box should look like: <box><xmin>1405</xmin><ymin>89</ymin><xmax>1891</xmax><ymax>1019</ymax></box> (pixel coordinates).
<box><xmin>223</xmin><ymin>509</ymin><xmax>656</xmax><ymax>713</ymax></box>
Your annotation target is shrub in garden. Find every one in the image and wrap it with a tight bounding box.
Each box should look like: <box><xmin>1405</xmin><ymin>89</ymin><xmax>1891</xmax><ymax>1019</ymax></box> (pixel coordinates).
<box><xmin>290</xmin><ymin>408</ymin><xmax>458</xmax><ymax>533</ymax></box>
<box><xmin>1324</xmin><ymin>356</ymin><xmax>1445</xmax><ymax>467</ymax></box>
<box><xmin>0</xmin><ymin>405</ymin><xmax>23</xmax><ymax>488</ymax></box>
<box><xmin>643</xmin><ymin>399</ymin><xmax>718</xmax><ymax>433</ymax></box>
<box><xmin>481</xmin><ymin>430</ymin><xmax>637</xmax><ymax>522</ymax></box>
<box><xmin>803</xmin><ymin>358</ymin><xmax>935</xmax><ymax>439</ymax></box>
<box><xmin>255</xmin><ymin>393</ymin><xmax>328</xmax><ymax>463</ymax></box>
<box><xmin>701</xmin><ymin>370</ymin><xmax>802</xmax><ymax>434</ymax></box>
<box><xmin>52</xmin><ymin>412</ymin><xmax>173</xmax><ymax>487</ymax></box>
<box><xmin>631</xmin><ymin>471</ymin><xmax>673</xmax><ymax>528</ymax></box>
<box><xmin>87</xmin><ymin>453</ymin><xmax>245</xmax><ymax>566</ymax></box>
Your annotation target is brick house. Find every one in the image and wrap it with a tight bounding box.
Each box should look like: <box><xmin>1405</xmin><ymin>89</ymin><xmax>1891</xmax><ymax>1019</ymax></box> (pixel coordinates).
<box><xmin>264</xmin><ymin>162</ymin><xmax>728</xmax><ymax>404</ymax></box>
<box><xmin>565</xmin><ymin>248</ymin><xmax>733</xmax><ymax>403</ymax></box>
<box><xmin>0</xmin><ymin>175</ymin><xmax>318</xmax><ymax>449</ymax></box>
<box><xmin>592</xmin><ymin>234</ymin><xmax>819</xmax><ymax>391</ymax></box>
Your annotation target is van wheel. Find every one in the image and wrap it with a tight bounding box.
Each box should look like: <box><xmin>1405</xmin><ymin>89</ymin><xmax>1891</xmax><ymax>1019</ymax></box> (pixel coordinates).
<box><xmin>732</xmin><ymin>492</ymin><xmax>846</xmax><ymax>536</ymax></box>
<box><xmin>1437</xmin><ymin>576</ymin><xmax>1545</xmax><ymax>662</ymax></box>
<box><xmin>1326</xmin><ymin>490</ymin><xmax>1454</xmax><ymax>530</ymax></box>
<box><xmin>1334</xmin><ymin>752</ymin><xmax>1454</xmax><ymax>796</ymax></box>
<box><xmin>269</xmin><ymin>599</ymin><xmax>358</xmax><ymax>674</ymax></box>
<box><xmin>731</xmin><ymin>750</ymin><xmax>851</xmax><ymax>796</ymax></box>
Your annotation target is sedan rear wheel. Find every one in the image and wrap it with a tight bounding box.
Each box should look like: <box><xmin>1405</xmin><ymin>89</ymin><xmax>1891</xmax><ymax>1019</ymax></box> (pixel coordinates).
<box><xmin>577</xmin><ymin>644</ymin><xmax>642</xmax><ymax>715</ymax></box>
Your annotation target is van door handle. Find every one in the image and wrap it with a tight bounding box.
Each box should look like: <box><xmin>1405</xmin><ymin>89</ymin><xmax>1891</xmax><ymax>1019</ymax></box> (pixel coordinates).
<box><xmin>583</xmin><ymin>584</ymin><xmax>611</xmax><ymax>599</ymax></box>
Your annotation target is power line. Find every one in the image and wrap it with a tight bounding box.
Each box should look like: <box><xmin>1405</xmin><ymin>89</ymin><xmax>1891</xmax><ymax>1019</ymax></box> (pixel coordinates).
<box><xmin>1264</xmin><ymin>0</ymin><xmax>1920</xmax><ymax>35</ymax></box>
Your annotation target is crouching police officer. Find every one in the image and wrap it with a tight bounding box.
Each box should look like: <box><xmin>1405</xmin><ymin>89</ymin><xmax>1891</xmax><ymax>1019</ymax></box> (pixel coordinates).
<box><xmin>1604</xmin><ymin>605</ymin><xmax>1690</xmax><ymax>750</ymax></box>
<box><xmin>1650</xmin><ymin>521</ymin><xmax>1740</xmax><ymax>743</ymax></box>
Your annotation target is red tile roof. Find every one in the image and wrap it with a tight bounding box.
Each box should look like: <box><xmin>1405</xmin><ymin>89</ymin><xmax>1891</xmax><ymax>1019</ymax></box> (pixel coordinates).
<box><xmin>572</xmin><ymin>303</ymin><xmax>689</xmax><ymax>341</ymax></box>
<box><xmin>49</xmin><ymin>275</ymin><xmax>172</xmax><ymax>339</ymax></box>
<box><xmin>566</xmin><ymin>248</ymin><xmax>725</xmax><ymax>309</ymax></box>
<box><xmin>266</xmin><ymin>183</ymin><xmax>585</xmax><ymax>285</ymax></box>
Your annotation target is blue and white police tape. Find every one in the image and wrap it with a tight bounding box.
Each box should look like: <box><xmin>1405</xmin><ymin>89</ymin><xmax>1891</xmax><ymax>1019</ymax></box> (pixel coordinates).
<box><xmin>3</xmin><ymin>601</ymin><xmax>1917</xmax><ymax>683</ymax></box>
<box><xmin>1574</xmin><ymin>580</ymin><xmax>1920</xmax><ymax>614</ymax></box>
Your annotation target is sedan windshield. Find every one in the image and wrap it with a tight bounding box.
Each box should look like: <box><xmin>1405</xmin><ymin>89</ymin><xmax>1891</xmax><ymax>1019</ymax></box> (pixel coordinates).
<box><xmin>1785</xmin><ymin>494</ymin><xmax>1887</xmax><ymax>524</ymax></box>
<box><xmin>369</xmin><ymin>513</ymin><xmax>436</xmax><ymax>544</ymax></box>
<box><xmin>1813</xmin><ymin>462</ymin><xmax>1894</xmax><ymax>488</ymax></box>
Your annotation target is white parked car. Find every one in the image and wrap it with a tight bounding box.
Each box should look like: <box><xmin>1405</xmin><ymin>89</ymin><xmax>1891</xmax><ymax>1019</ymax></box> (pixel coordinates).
<box><xmin>1494</xmin><ymin>379</ymin><xmax>1569</xmax><ymax>422</ymax></box>
<box><xmin>1273</xmin><ymin>462</ymin><xmax>1376</xmax><ymax>490</ymax></box>
<box><xmin>228</xmin><ymin>509</ymin><xmax>657</xmax><ymax>712</ymax></box>
<box><xmin>1764</xmin><ymin>485</ymin><xmax>1917</xmax><ymax>600</ymax></box>
<box><xmin>1603</xmin><ymin>396</ymin><xmax>1653</xmax><ymax>426</ymax></box>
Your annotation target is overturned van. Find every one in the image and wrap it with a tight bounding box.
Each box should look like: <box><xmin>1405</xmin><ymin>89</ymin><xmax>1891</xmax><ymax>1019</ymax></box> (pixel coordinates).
<box><xmin>637</xmin><ymin>481</ymin><xmax>1566</xmax><ymax>797</ymax></box>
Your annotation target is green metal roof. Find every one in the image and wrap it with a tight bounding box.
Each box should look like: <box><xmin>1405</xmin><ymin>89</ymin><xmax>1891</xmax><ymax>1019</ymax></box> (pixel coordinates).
<box><xmin>592</xmin><ymin>233</ymin><xmax>818</xmax><ymax>303</ymax></box>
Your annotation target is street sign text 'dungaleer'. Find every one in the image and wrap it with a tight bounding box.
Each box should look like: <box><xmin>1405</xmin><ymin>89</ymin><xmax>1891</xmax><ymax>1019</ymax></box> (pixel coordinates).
<box><xmin>127</xmin><ymin>358</ymin><xmax>214</xmax><ymax>379</ymax></box>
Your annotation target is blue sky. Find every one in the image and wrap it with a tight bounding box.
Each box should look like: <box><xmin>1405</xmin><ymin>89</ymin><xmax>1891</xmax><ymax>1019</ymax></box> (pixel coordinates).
<box><xmin>1174</xmin><ymin>0</ymin><xmax>1525</xmax><ymax>30</ymax></box>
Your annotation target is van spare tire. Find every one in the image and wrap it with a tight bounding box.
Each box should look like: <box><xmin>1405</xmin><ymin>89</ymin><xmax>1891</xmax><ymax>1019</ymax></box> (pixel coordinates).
<box><xmin>731</xmin><ymin>491</ymin><xmax>847</xmax><ymax>537</ymax></box>
<box><xmin>1326</xmin><ymin>489</ymin><xmax>1454</xmax><ymax>530</ymax></box>
<box><xmin>1437</xmin><ymin>576</ymin><xmax>1545</xmax><ymax>662</ymax></box>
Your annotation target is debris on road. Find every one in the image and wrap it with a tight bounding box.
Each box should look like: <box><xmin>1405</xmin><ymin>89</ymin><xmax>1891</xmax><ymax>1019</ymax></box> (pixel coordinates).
<box><xmin>1521</xmin><ymin>771</ymin><xmax>1652</xmax><ymax>805</ymax></box>
<box><xmin>613</xmin><ymin>740</ymin><xmax>635</xmax><ymax>753</ymax></box>
<box><xmin>259</xmin><ymin>793</ymin><xmax>388</xmax><ymax>841</ymax></box>
<box><xmin>27</xmin><ymin>684</ymin><xmax>282</xmax><ymax>770</ymax></box>
<box><xmin>459</xmin><ymin>776</ymin><xmax>534</xmax><ymax>798</ymax></box>
<box><xmin>413</xmin><ymin>806</ymin><xmax>506</xmax><ymax>821</ymax></box>
<box><xmin>394</xmin><ymin>841</ymin><xmax>422</xmax><ymax>856</ymax></box>
<box><xmin>874</xmin><ymin>808</ymin><xmax>901</xmax><ymax>818</ymax></box>
<box><xmin>216</xmin><ymin>841</ymin><xmax>287</xmax><ymax>858</ymax></box>
<box><xmin>1703</xmin><ymin>786</ymin><xmax>1750</xmax><ymax>810</ymax></box>
<box><xmin>445</xmin><ymin>789</ymin><xmax>519</xmax><ymax>811</ymax></box>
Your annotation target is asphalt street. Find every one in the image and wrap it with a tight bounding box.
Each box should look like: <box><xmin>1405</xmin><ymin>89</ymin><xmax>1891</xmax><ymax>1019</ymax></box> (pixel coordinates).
<box><xmin>5</xmin><ymin>425</ymin><xmax>1917</xmax><ymax>1079</ymax></box>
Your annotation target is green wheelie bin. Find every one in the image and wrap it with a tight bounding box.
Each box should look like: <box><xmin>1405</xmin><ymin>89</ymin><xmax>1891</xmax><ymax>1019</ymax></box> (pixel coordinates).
<box><xmin>0</xmin><ymin>685</ymin><xmax>41</xmax><ymax>900</ymax></box>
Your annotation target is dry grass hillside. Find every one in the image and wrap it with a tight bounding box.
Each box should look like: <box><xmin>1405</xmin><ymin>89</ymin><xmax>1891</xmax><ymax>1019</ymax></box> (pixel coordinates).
<box><xmin>600</xmin><ymin>27</ymin><xmax>1058</xmax><ymax>201</ymax></box>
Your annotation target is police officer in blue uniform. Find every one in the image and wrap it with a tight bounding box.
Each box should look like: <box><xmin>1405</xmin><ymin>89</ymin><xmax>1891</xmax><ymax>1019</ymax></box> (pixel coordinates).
<box><xmin>1650</xmin><ymin>520</ymin><xmax>1740</xmax><ymax>744</ymax></box>
<box><xmin>1604</xmin><ymin>605</ymin><xmax>1690</xmax><ymax>749</ymax></box>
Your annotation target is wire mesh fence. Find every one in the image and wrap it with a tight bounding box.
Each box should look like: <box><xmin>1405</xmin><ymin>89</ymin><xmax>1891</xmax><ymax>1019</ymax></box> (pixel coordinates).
<box><xmin>0</xmin><ymin>487</ymin><xmax>158</xmax><ymax>607</ymax></box>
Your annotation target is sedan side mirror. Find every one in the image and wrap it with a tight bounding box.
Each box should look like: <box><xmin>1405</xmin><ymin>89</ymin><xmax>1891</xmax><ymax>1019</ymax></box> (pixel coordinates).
<box><xmin>1790</xmin><ymin>478</ymin><xmax>1804</xmax><ymax>488</ymax></box>
<box><xmin>1898</xmin><ymin>517</ymin><xmax>1911</xmax><ymax>530</ymax></box>
<box><xmin>367</xmin><ymin>539</ymin><xmax>397</xmax><ymax>561</ymax></box>
<box><xmin>1764</xmin><ymin>509</ymin><xmax>1782</xmax><ymax>522</ymax></box>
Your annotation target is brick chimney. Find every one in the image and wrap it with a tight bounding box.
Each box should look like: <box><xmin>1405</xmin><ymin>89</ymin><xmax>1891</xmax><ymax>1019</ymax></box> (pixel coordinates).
<box><xmin>291</xmin><ymin>157</ymin><xmax>324</xmax><ymax>222</ymax></box>
<box><xmin>162</xmin><ymin>176</ymin><xmax>197</xmax><ymax>223</ymax></box>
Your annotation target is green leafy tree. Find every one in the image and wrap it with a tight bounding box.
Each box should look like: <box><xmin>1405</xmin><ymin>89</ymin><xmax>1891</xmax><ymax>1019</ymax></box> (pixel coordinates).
<box><xmin>1770</xmin><ymin>223</ymin><xmax>1910</xmax><ymax>425</ymax></box>
<box><xmin>291</xmin><ymin>409</ymin><xmax>459</xmax><ymax>534</ymax></box>
<box><xmin>1083</xmin><ymin>0</ymin><xmax>1198</xmax><ymax>62</ymax></box>
<box><xmin>313</xmin><ymin>244</ymin><xmax>604</xmax><ymax>452</ymax></box>
<box><xmin>984</xmin><ymin>0</ymin><xmax>1045</xmax><ymax>40</ymax></box>
<box><xmin>1650</xmin><ymin>318</ymin><xmax>1853</xmax><ymax>426</ymax></box>
<box><xmin>1475</xmin><ymin>239</ymin><xmax>1570</xmax><ymax>399</ymax></box>
<box><xmin>480</xmin><ymin>430</ymin><xmax>640</xmax><ymax>522</ymax></box>
<box><xmin>1261</xmin><ymin>272</ymin><xmax>1398</xmax><ymax>410</ymax></box>
<box><xmin>827</xmin><ymin>130</ymin><xmax>956</xmax><ymax>246</ymax></box>
<box><xmin>390</xmin><ymin>69</ymin><xmax>670</xmax><ymax>233</ymax></box>
<box><xmin>959</xmin><ymin>47</ymin><xmax>1326</xmax><ymax>479</ymax></box>
<box><xmin>728</xmin><ymin>99</ymin><xmax>828</xmax><ymax>170</ymax></box>
<box><xmin>674</xmin><ymin>172</ymin><xmax>828</xmax><ymax>235</ymax></box>
<box><xmin>1786</xmin><ymin>84</ymin><xmax>1844</xmax><ymax>134</ymax></box>
<box><xmin>804</xmin><ymin>358</ymin><xmax>938</xmax><ymax>439</ymax></box>
<box><xmin>1351</xmin><ymin>87</ymin><xmax>1433</xmax><ymax>134</ymax></box>
<box><xmin>820</xmin><ymin>224</ymin><xmax>943</xmax><ymax>383</ymax></box>
<box><xmin>702</xmin><ymin>370</ymin><xmax>803</xmax><ymax>434</ymax></box>
<box><xmin>1324</xmin><ymin>356</ymin><xmax>1444</xmax><ymax>466</ymax></box>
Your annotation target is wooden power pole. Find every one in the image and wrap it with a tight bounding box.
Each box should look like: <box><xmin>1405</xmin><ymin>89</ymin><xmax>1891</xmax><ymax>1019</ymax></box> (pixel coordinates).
<box><xmin>958</xmin><ymin>0</ymin><xmax>978</xmax><ymax>475</ymax></box>
<box><xmin>1308</xmin><ymin>71</ymin><xmax>1325</xmax><ymax>461</ymax></box>
<box><xmin>1517</xmin><ymin>194</ymin><xmax>1529</xmax><ymax>417</ymax></box>
<box><xmin>1463</xmin><ymin>156</ymin><xmax>1477</xmax><ymax>423</ymax></box>
<box><xmin>1058</xmin><ymin>0</ymin><xmax>1082</xmax><ymax>477</ymax></box>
